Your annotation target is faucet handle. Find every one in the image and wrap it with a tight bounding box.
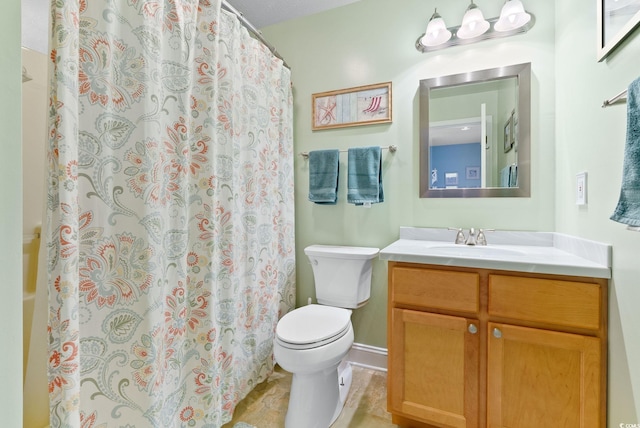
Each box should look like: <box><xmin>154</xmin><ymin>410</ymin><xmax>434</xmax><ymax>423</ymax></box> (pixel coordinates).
<box><xmin>476</xmin><ymin>228</ymin><xmax>494</xmax><ymax>246</ymax></box>
<box><xmin>448</xmin><ymin>227</ymin><xmax>466</xmax><ymax>244</ymax></box>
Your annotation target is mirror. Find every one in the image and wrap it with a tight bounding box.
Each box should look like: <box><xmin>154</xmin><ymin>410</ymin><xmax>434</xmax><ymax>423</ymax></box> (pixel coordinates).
<box><xmin>420</xmin><ymin>63</ymin><xmax>531</xmax><ymax>198</ymax></box>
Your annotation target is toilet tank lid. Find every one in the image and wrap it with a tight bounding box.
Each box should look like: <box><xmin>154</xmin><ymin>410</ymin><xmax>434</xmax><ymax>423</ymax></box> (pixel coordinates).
<box><xmin>304</xmin><ymin>245</ymin><xmax>379</xmax><ymax>259</ymax></box>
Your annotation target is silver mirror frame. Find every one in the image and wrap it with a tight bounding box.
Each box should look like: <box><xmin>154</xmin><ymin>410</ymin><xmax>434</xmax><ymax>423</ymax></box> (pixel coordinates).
<box><xmin>419</xmin><ymin>62</ymin><xmax>531</xmax><ymax>198</ymax></box>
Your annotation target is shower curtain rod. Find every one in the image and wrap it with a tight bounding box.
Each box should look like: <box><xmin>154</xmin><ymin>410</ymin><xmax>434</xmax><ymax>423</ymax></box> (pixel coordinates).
<box><xmin>221</xmin><ymin>0</ymin><xmax>290</xmax><ymax>69</ymax></box>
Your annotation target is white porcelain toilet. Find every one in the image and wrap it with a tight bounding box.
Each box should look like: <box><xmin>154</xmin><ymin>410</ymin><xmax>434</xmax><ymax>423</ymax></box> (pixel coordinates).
<box><xmin>274</xmin><ymin>245</ymin><xmax>379</xmax><ymax>428</ymax></box>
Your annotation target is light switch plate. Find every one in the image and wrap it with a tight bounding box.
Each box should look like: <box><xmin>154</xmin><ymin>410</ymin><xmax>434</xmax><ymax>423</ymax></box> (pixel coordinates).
<box><xmin>576</xmin><ymin>172</ymin><xmax>587</xmax><ymax>205</ymax></box>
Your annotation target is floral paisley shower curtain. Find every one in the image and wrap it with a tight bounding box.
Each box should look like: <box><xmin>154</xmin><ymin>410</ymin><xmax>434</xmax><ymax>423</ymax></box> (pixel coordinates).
<box><xmin>45</xmin><ymin>0</ymin><xmax>295</xmax><ymax>426</ymax></box>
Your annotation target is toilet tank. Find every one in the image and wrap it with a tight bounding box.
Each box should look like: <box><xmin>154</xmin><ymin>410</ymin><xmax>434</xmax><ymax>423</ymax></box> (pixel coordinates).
<box><xmin>304</xmin><ymin>245</ymin><xmax>379</xmax><ymax>309</ymax></box>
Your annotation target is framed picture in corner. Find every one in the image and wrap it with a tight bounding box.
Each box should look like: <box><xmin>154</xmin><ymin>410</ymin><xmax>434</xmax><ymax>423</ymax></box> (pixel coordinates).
<box><xmin>597</xmin><ymin>0</ymin><xmax>640</xmax><ymax>61</ymax></box>
<box><xmin>511</xmin><ymin>109</ymin><xmax>518</xmax><ymax>152</ymax></box>
<box><xmin>503</xmin><ymin>116</ymin><xmax>513</xmax><ymax>153</ymax></box>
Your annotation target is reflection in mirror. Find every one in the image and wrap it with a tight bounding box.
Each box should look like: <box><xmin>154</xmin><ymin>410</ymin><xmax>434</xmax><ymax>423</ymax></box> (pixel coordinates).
<box><xmin>420</xmin><ymin>63</ymin><xmax>531</xmax><ymax>198</ymax></box>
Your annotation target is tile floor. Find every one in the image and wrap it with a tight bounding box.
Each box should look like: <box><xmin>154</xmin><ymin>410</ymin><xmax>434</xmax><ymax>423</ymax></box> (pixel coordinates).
<box><xmin>222</xmin><ymin>364</ymin><xmax>398</xmax><ymax>427</ymax></box>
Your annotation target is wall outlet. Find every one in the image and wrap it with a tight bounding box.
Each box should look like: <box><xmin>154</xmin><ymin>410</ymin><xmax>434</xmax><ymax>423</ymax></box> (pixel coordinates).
<box><xmin>576</xmin><ymin>172</ymin><xmax>587</xmax><ymax>205</ymax></box>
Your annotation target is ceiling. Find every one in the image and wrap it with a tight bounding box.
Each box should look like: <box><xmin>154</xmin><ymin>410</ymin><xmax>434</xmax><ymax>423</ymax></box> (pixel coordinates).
<box><xmin>430</xmin><ymin>121</ymin><xmax>483</xmax><ymax>147</ymax></box>
<box><xmin>225</xmin><ymin>0</ymin><xmax>361</xmax><ymax>29</ymax></box>
<box><xmin>22</xmin><ymin>0</ymin><xmax>49</xmax><ymax>54</ymax></box>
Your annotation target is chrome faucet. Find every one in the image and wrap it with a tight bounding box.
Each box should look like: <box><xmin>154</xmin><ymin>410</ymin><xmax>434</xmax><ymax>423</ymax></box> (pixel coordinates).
<box><xmin>476</xmin><ymin>229</ymin><xmax>487</xmax><ymax>246</ymax></box>
<box><xmin>450</xmin><ymin>227</ymin><xmax>492</xmax><ymax>245</ymax></box>
<box><xmin>449</xmin><ymin>228</ymin><xmax>466</xmax><ymax>244</ymax></box>
<box><xmin>465</xmin><ymin>228</ymin><xmax>477</xmax><ymax>245</ymax></box>
<box><xmin>476</xmin><ymin>228</ymin><xmax>494</xmax><ymax>245</ymax></box>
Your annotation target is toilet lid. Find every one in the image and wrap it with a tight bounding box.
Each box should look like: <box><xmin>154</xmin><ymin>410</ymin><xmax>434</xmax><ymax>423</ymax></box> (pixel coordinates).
<box><xmin>276</xmin><ymin>305</ymin><xmax>351</xmax><ymax>347</ymax></box>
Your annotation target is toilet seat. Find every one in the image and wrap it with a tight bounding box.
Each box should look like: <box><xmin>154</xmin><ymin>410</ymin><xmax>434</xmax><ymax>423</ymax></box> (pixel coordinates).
<box><xmin>276</xmin><ymin>304</ymin><xmax>352</xmax><ymax>350</ymax></box>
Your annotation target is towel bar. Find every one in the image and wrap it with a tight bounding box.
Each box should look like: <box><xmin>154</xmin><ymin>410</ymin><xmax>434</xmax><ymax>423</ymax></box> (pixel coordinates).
<box><xmin>300</xmin><ymin>145</ymin><xmax>397</xmax><ymax>159</ymax></box>
<box><xmin>602</xmin><ymin>89</ymin><xmax>627</xmax><ymax>108</ymax></box>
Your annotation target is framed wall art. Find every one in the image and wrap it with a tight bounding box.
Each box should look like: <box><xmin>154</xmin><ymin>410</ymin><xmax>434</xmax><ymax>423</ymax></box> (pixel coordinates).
<box><xmin>312</xmin><ymin>82</ymin><xmax>392</xmax><ymax>130</ymax></box>
<box><xmin>511</xmin><ymin>109</ymin><xmax>518</xmax><ymax>152</ymax></box>
<box><xmin>597</xmin><ymin>0</ymin><xmax>640</xmax><ymax>61</ymax></box>
<box><xmin>445</xmin><ymin>172</ymin><xmax>458</xmax><ymax>187</ymax></box>
<box><xmin>466</xmin><ymin>166</ymin><xmax>480</xmax><ymax>180</ymax></box>
<box><xmin>503</xmin><ymin>116</ymin><xmax>513</xmax><ymax>153</ymax></box>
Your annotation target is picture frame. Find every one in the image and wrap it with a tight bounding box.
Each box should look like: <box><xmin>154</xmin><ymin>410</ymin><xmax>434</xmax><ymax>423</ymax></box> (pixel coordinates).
<box><xmin>466</xmin><ymin>166</ymin><xmax>480</xmax><ymax>180</ymax></box>
<box><xmin>445</xmin><ymin>172</ymin><xmax>458</xmax><ymax>187</ymax></box>
<box><xmin>312</xmin><ymin>82</ymin><xmax>392</xmax><ymax>130</ymax></box>
<box><xmin>503</xmin><ymin>116</ymin><xmax>513</xmax><ymax>153</ymax></box>
<box><xmin>597</xmin><ymin>0</ymin><xmax>640</xmax><ymax>61</ymax></box>
<box><xmin>511</xmin><ymin>109</ymin><xmax>518</xmax><ymax>152</ymax></box>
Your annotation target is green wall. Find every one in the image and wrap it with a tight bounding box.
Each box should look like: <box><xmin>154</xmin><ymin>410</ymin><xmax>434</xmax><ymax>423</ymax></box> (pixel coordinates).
<box><xmin>0</xmin><ymin>0</ymin><xmax>23</xmax><ymax>425</ymax></box>
<box><xmin>263</xmin><ymin>0</ymin><xmax>556</xmax><ymax>348</ymax></box>
<box><xmin>264</xmin><ymin>0</ymin><xmax>640</xmax><ymax>424</ymax></box>
<box><xmin>555</xmin><ymin>1</ymin><xmax>640</xmax><ymax>424</ymax></box>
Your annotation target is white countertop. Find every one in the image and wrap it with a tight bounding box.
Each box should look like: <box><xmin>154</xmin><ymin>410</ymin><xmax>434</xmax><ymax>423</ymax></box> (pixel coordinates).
<box><xmin>379</xmin><ymin>227</ymin><xmax>612</xmax><ymax>279</ymax></box>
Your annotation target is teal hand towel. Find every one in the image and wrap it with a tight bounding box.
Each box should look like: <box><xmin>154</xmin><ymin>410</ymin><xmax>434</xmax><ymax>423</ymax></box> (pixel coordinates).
<box><xmin>500</xmin><ymin>165</ymin><xmax>511</xmax><ymax>187</ymax></box>
<box><xmin>611</xmin><ymin>77</ymin><xmax>640</xmax><ymax>226</ymax></box>
<box><xmin>308</xmin><ymin>149</ymin><xmax>339</xmax><ymax>204</ymax></box>
<box><xmin>347</xmin><ymin>146</ymin><xmax>383</xmax><ymax>205</ymax></box>
<box><xmin>509</xmin><ymin>164</ymin><xmax>518</xmax><ymax>187</ymax></box>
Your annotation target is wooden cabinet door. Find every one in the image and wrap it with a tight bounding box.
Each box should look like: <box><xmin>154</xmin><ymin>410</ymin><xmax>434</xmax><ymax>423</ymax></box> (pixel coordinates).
<box><xmin>487</xmin><ymin>322</ymin><xmax>601</xmax><ymax>428</ymax></box>
<box><xmin>389</xmin><ymin>308</ymin><xmax>479</xmax><ymax>428</ymax></box>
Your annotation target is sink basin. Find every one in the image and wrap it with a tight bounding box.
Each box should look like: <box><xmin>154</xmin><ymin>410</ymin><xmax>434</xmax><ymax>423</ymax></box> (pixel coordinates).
<box><xmin>427</xmin><ymin>245</ymin><xmax>525</xmax><ymax>258</ymax></box>
<box><xmin>378</xmin><ymin>228</ymin><xmax>612</xmax><ymax>279</ymax></box>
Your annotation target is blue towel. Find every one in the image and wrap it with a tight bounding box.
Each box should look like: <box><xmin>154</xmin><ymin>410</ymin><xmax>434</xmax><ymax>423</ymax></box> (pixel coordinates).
<box><xmin>509</xmin><ymin>164</ymin><xmax>518</xmax><ymax>187</ymax></box>
<box><xmin>308</xmin><ymin>149</ymin><xmax>339</xmax><ymax>204</ymax></box>
<box><xmin>347</xmin><ymin>146</ymin><xmax>383</xmax><ymax>205</ymax></box>
<box><xmin>500</xmin><ymin>165</ymin><xmax>511</xmax><ymax>187</ymax></box>
<box><xmin>611</xmin><ymin>77</ymin><xmax>640</xmax><ymax>226</ymax></box>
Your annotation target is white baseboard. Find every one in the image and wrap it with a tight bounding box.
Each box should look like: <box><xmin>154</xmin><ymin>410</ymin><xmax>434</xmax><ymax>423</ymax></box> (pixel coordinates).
<box><xmin>347</xmin><ymin>343</ymin><xmax>387</xmax><ymax>372</ymax></box>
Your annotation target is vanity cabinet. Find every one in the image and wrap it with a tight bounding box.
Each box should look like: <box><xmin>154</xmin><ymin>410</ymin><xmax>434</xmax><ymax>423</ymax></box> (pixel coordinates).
<box><xmin>387</xmin><ymin>262</ymin><xmax>607</xmax><ymax>428</ymax></box>
<box><xmin>390</xmin><ymin>309</ymin><xmax>480</xmax><ymax>428</ymax></box>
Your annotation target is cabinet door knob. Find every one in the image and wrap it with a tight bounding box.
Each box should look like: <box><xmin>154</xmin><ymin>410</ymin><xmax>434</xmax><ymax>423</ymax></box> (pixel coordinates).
<box><xmin>468</xmin><ymin>323</ymin><xmax>478</xmax><ymax>334</ymax></box>
<box><xmin>493</xmin><ymin>328</ymin><xmax>502</xmax><ymax>339</ymax></box>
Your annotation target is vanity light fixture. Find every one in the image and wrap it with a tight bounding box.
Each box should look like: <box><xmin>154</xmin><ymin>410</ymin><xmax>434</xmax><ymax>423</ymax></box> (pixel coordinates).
<box><xmin>457</xmin><ymin>1</ymin><xmax>490</xmax><ymax>40</ymax></box>
<box><xmin>421</xmin><ymin>9</ymin><xmax>452</xmax><ymax>47</ymax></box>
<box><xmin>494</xmin><ymin>0</ymin><xmax>531</xmax><ymax>32</ymax></box>
<box><xmin>416</xmin><ymin>0</ymin><xmax>535</xmax><ymax>53</ymax></box>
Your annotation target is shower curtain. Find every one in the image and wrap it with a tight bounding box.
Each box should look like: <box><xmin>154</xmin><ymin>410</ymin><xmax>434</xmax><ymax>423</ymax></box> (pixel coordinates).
<box><xmin>45</xmin><ymin>1</ymin><xmax>295</xmax><ymax>426</ymax></box>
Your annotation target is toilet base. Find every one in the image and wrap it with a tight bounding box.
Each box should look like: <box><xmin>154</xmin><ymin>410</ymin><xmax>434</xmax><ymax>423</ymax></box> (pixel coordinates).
<box><xmin>284</xmin><ymin>359</ymin><xmax>353</xmax><ymax>428</ymax></box>
<box><xmin>334</xmin><ymin>359</ymin><xmax>352</xmax><ymax>424</ymax></box>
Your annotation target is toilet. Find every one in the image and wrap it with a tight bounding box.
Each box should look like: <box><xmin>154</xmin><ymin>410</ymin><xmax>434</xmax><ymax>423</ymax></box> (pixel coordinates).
<box><xmin>274</xmin><ymin>245</ymin><xmax>379</xmax><ymax>428</ymax></box>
